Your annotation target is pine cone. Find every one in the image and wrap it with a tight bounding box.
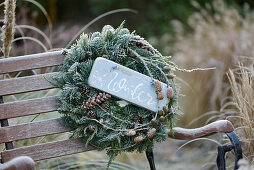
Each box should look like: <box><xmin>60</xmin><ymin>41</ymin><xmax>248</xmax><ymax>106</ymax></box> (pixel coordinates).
<box><xmin>125</xmin><ymin>130</ymin><xmax>136</xmax><ymax>136</ymax></box>
<box><xmin>151</xmin><ymin>119</ymin><xmax>158</xmax><ymax>127</ymax></box>
<box><xmin>167</xmin><ymin>87</ymin><xmax>174</xmax><ymax>99</ymax></box>
<box><xmin>140</xmin><ymin>117</ymin><xmax>147</xmax><ymax>122</ymax></box>
<box><xmin>101</xmin><ymin>54</ymin><xmax>108</xmax><ymax>59</ymax></box>
<box><xmin>80</xmin><ymin>86</ymin><xmax>90</xmax><ymax>95</ymax></box>
<box><xmin>81</xmin><ymin>92</ymin><xmax>111</xmax><ymax>110</ymax></box>
<box><xmin>101</xmin><ymin>101</ymin><xmax>110</xmax><ymax>111</ymax></box>
<box><xmin>166</xmin><ymin>74</ymin><xmax>175</xmax><ymax>79</ymax></box>
<box><xmin>130</xmin><ymin>36</ymin><xmax>155</xmax><ymax>54</ymax></box>
<box><xmin>154</xmin><ymin>81</ymin><xmax>162</xmax><ymax>92</ymax></box>
<box><xmin>158</xmin><ymin>76</ymin><xmax>165</xmax><ymax>83</ymax></box>
<box><xmin>159</xmin><ymin>116</ymin><xmax>166</xmax><ymax>122</ymax></box>
<box><xmin>88</xmin><ymin>125</ymin><xmax>96</xmax><ymax>131</ymax></box>
<box><xmin>84</xmin><ymin>51</ymin><xmax>92</xmax><ymax>61</ymax></box>
<box><xmin>157</xmin><ymin>91</ymin><xmax>164</xmax><ymax>100</ymax></box>
<box><xmin>158</xmin><ymin>110</ymin><xmax>164</xmax><ymax>116</ymax></box>
<box><xmin>163</xmin><ymin>66</ymin><xmax>171</xmax><ymax>71</ymax></box>
<box><xmin>134</xmin><ymin>115</ymin><xmax>140</xmax><ymax>122</ymax></box>
<box><xmin>147</xmin><ymin>128</ymin><xmax>156</xmax><ymax>138</ymax></box>
<box><xmin>87</xmin><ymin>110</ymin><xmax>96</xmax><ymax>118</ymax></box>
<box><xmin>134</xmin><ymin>135</ymin><xmax>146</xmax><ymax>143</ymax></box>
<box><xmin>81</xmin><ymin>104</ymin><xmax>88</xmax><ymax>111</ymax></box>
<box><xmin>118</xmin><ymin>48</ymin><xmax>126</xmax><ymax>56</ymax></box>
<box><xmin>163</xmin><ymin>106</ymin><xmax>169</xmax><ymax>113</ymax></box>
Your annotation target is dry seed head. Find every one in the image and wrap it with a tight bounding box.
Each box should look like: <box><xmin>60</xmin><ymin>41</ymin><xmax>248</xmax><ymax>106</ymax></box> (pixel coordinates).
<box><xmin>2</xmin><ymin>0</ymin><xmax>16</xmax><ymax>58</ymax></box>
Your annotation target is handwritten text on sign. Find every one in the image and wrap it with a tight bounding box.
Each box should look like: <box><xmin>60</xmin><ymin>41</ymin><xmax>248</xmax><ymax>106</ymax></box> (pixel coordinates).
<box><xmin>88</xmin><ymin>57</ymin><xmax>168</xmax><ymax>112</ymax></box>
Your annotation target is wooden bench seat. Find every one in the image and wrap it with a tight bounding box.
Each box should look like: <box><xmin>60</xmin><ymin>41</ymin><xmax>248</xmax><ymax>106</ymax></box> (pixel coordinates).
<box><xmin>0</xmin><ymin>50</ymin><xmax>96</xmax><ymax>163</ymax></box>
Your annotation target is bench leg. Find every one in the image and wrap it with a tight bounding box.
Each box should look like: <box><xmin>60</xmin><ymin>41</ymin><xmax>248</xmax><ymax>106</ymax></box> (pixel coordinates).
<box><xmin>216</xmin><ymin>131</ymin><xmax>243</xmax><ymax>170</ymax></box>
<box><xmin>146</xmin><ymin>150</ymin><xmax>156</xmax><ymax>170</ymax></box>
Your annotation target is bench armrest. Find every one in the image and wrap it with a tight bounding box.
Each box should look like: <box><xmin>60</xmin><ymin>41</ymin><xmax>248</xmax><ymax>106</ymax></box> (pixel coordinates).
<box><xmin>0</xmin><ymin>156</ymin><xmax>35</xmax><ymax>170</ymax></box>
<box><xmin>168</xmin><ymin>120</ymin><xmax>234</xmax><ymax>140</ymax></box>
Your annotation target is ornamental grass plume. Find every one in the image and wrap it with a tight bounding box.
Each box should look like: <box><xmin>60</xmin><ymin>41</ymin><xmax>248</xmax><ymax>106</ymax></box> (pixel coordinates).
<box><xmin>1</xmin><ymin>0</ymin><xmax>16</xmax><ymax>58</ymax></box>
<box><xmin>164</xmin><ymin>0</ymin><xmax>254</xmax><ymax>128</ymax></box>
<box><xmin>164</xmin><ymin>0</ymin><xmax>254</xmax><ymax>164</ymax></box>
<box><xmin>228</xmin><ymin>61</ymin><xmax>254</xmax><ymax>164</ymax></box>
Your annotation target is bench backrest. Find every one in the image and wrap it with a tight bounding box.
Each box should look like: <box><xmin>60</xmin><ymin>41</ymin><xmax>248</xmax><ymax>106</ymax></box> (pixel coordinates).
<box><xmin>0</xmin><ymin>50</ymin><xmax>95</xmax><ymax>163</ymax></box>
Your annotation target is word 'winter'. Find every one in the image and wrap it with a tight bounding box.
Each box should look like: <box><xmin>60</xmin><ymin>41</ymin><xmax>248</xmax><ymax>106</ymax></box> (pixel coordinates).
<box><xmin>88</xmin><ymin>57</ymin><xmax>168</xmax><ymax>112</ymax></box>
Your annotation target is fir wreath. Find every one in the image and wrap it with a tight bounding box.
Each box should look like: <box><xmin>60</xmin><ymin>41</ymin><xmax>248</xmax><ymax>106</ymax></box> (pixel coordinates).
<box><xmin>54</xmin><ymin>22</ymin><xmax>186</xmax><ymax>167</ymax></box>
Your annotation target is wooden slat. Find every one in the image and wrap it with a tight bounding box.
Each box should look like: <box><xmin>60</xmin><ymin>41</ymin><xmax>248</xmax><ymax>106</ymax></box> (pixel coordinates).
<box><xmin>0</xmin><ymin>50</ymin><xmax>66</xmax><ymax>74</ymax></box>
<box><xmin>0</xmin><ymin>72</ymin><xmax>58</xmax><ymax>96</ymax></box>
<box><xmin>0</xmin><ymin>96</ymin><xmax>58</xmax><ymax>120</ymax></box>
<box><xmin>1</xmin><ymin>138</ymin><xmax>95</xmax><ymax>162</ymax></box>
<box><xmin>0</xmin><ymin>118</ymin><xmax>70</xmax><ymax>143</ymax></box>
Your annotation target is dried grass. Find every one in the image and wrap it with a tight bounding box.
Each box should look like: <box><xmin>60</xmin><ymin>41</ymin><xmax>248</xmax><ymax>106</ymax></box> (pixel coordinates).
<box><xmin>1</xmin><ymin>0</ymin><xmax>16</xmax><ymax>58</ymax></box>
<box><xmin>228</xmin><ymin>61</ymin><xmax>254</xmax><ymax>163</ymax></box>
<box><xmin>163</xmin><ymin>0</ymin><xmax>254</xmax><ymax>128</ymax></box>
<box><xmin>161</xmin><ymin>0</ymin><xmax>254</xmax><ymax>164</ymax></box>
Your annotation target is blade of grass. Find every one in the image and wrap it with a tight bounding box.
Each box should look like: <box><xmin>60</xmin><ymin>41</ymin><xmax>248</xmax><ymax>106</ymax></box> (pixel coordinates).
<box><xmin>21</xmin><ymin>0</ymin><xmax>52</xmax><ymax>39</ymax></box>
<box><xmin>15</xmin><ymin>25</ymin><xmax>52</xmax><ymax>49</ymax></box>
<box><xmin>65</xmin><ymin>8</ymin><xmax>137</xmax><ymax>48</ymax></box>
<box><xmin>12</xmin><ymin>36</ymin><xmax>48</xmax><ymax>52</ymax></box>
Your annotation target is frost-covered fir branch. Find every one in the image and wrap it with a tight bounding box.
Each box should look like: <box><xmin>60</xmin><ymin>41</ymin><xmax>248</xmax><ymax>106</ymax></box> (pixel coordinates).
<box><xmin>54</xmin><ymin>22</ymin><xmax>180</xmax><ymax>166</ymax></box>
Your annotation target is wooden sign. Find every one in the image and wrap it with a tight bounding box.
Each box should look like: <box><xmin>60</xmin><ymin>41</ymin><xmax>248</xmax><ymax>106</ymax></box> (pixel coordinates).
<box><xmin>88</xmin><ymin>57</ymin><xmax>169</xmax><ymax>112</ymax></box>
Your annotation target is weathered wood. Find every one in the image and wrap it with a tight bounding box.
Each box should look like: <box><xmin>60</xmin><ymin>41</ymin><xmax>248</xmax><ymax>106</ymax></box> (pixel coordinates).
<box><xmin>0</xmin><ymin>118</ymin><xmax>70</xmax><ymax>143</ymax></box>
<box><xmin>1</xmin><ymin>138</ymin><xmax>95</xmax><ymax>163</ymax></box>
<box><xmin>0</xmin><ymin>156</ymin><xmax>35</xmax><ymax>170</ymax></box>
<box><xmin>0</xmin><ymin>96</ymin><xmax>58</xmax><ymax>120</ymax></box>
<box><xmin>168</xmin><ymin>120</ymin><xmax>234</xmax><ymax>140</ymax></box>
<box><xmin>88</xmin><ymin>57</ymin><xmax>169</xmax><ymax>112</ymax></box>
<box><xmin>0</xmin><ymin>50</ymin><xmax>65</xmax><ymax>74</ymax></box>
<box><xmin>0</xmin><ymin>72</ymin><xmax>58</xmax><ymax>96</ymax></box>
<box><xmin>0</xmin><ymin>96</ymin><xmax>14</xmax><ymax>152</ymax></box>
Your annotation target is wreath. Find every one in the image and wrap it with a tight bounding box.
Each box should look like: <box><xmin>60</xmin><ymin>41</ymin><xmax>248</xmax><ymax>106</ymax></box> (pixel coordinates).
<box><xmin>54</xmin><ymin>22</ymin><xmax>181</xmax><ymax>166</ymax></box>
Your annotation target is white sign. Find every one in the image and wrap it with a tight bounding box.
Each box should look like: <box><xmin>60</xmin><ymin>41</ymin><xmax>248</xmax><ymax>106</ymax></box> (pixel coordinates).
<box><xmin>88</xmin><ymin>57</ymin><xmax>169</xmax><ymax>112</ymax></box>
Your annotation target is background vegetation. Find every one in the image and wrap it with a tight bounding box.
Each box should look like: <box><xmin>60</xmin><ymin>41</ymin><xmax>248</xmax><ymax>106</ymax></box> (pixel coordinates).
<box><xmin>1</xmin><ymin>0</ymin><xmax>254</xmax><ymax>169</ymax></box>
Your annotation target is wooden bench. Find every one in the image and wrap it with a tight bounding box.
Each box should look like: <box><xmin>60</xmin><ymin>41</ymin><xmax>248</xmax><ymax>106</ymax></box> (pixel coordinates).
<box><xmin>0</xmin><ymin>50</ymin><xmax>242</xmax><ymax>170</ymax></box>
